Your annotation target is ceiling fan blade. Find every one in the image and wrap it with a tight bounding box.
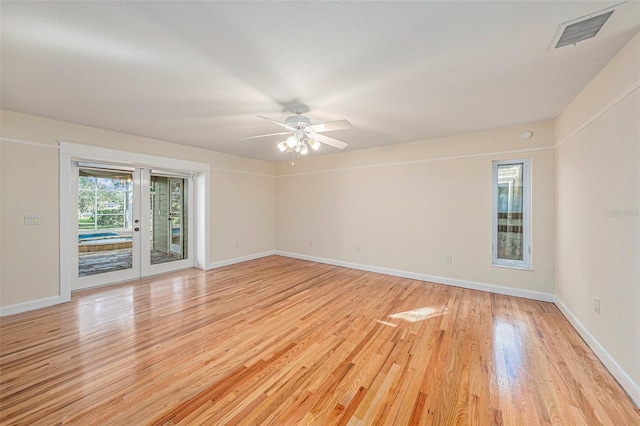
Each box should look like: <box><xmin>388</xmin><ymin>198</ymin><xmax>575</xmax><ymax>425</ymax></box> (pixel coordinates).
<box><xmin>257</xmin><ymin>115</ymin><xmax>291</xmax><ymax>130</ymax></box>
<box><xmin>311</xmin><ymin>132</ymin><xmax>348</xmax><ymax>149</ymax></box>
<box><xmin>309</xmin><ymin>119</ymin><xmax>352</xmax><ymax>133</ymax></box>
<box><xmin>240</xmin><ymin>131</ymin><xmax>291</xmax><ymax>141</ymax></box>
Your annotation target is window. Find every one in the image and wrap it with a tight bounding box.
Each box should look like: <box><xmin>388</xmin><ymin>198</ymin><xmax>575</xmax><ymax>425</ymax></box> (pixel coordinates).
<box><xmin>492</xmin><ymin>159</ymin><xmax>531</xmax><ymax>269</ymax></box>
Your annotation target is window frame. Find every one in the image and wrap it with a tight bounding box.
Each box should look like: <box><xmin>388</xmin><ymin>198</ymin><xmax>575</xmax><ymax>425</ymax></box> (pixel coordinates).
<box><xmin>492</xmin><ymin>158</ymin><xmax>532</xmax><ymax>270</ymax></box>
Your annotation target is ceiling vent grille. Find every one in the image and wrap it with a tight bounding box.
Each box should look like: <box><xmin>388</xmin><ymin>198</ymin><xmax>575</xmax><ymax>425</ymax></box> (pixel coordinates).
<box><xmin>550</xmin><ymin>2</ymin><xmax>625</xmax><ymax>50</ymax></box>
<box><xmin>555</xmin><ymin>11</ymin><xmax>613</xmax><ymax>48</ymax></box>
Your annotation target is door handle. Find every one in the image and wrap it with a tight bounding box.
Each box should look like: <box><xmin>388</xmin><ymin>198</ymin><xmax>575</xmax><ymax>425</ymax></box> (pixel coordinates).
<box><xmin>134</xmin><ymin>227</ymin><xmax>140</xmax><ymax>232</ymax></box>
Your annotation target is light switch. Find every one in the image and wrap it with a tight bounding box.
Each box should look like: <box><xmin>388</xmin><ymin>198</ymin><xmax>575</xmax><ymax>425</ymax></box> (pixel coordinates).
<box><xmin>24</xmin><ymin>215</ymin><xmax>40</xmax><ymax>225</ymax></box>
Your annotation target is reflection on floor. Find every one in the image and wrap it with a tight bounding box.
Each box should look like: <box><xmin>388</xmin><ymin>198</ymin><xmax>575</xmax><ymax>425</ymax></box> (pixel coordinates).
<box><xmin>78</xmin><ymin>249</ymin><xmax>180</xmax><ymax>277</ymax></box>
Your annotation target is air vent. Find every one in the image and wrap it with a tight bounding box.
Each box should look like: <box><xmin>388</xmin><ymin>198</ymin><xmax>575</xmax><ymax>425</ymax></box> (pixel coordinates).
<box><xmin>549</xmin><ymin>2</ymin><xmax>625</xmax><ymax>50</ymax></box>
<box><xmin>556</xmin><ymin>11</ymin><xmax>613</xmax><ymax>48</ymax></box>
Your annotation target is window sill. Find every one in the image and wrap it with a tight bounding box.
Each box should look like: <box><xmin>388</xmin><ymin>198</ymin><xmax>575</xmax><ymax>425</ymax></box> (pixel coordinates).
<box><xmin>491</xmin><ymin>263</ymin><xmax>532</xmax><ymax>271</ymax></box>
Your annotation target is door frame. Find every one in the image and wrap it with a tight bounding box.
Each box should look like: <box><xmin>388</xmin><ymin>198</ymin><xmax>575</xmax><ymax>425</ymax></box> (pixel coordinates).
<box><xmin>60</xmin><ymin>142</ymin><xmax>210</xmax><ymax>295</ymax></box>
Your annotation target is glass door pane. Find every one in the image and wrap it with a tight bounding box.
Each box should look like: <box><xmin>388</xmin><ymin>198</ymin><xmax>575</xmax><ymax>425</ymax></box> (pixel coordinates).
<box><xmin>77</xmin><ymin>168</ymin><xmax>133</xmax><ymax>277</ymax></box>
<box><xmin>149</xmin><ymin>175</ymin><xmax>187</xmax><ymax>265</ymax></box>
<box><xmin>169</xmin><ymin>178</ymin><xmax>184</xmax><ymax>256</ymax></box>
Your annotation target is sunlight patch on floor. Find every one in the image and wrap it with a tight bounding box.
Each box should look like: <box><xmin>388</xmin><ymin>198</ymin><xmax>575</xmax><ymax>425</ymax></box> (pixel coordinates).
<box><xmin>388</xmin><ymin>306</ymin><xmax>444</xmax><ymax>322</ymax></box>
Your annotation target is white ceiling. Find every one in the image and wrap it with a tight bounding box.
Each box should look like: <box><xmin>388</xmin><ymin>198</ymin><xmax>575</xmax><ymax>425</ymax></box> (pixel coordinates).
<box><xmin>1</xmin><ymin>1</ymin><xmax>638</xmax><ymax>162</ymax></box>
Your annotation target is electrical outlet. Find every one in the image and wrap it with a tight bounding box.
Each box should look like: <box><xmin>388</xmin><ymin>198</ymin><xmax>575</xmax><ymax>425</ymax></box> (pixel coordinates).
<box><xmin>594</xmin><ymin>297</ymin><xmax>600</xmax><ymax>314</ymax></box>
<box><xmin>235</xmin><ymin>242</ymin><xmax>239</xmax><ymax>248</ymax></box>
<box><xmin>309</xmin><ymin>240</ymin><xmax>313</xmax><ymax>247</ymax></box>
<box><xmin>356</xmin><ymin>246</ymin><xmax>361</xmax><ymax>253</ymax></box>
<box><xmin>446</xmin><ymin>255</ymin><xmax>453</xmax><ymax>264</ymax></box>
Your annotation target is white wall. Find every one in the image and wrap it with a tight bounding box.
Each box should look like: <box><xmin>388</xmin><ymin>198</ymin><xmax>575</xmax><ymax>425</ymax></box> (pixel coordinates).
<box><xmin>0</xmin><ymin>111</ymin><xmax>275</xmax><ymax>309</ymax></box>
<box><xmin>275</xmin><ymin>120</ymin><xmax>556</xmax><ymax>298</ymax></box>
<box><xmin>555</xmin><ymin>33</ymin><xmax>640</xmax><ymax>404</ymax></box>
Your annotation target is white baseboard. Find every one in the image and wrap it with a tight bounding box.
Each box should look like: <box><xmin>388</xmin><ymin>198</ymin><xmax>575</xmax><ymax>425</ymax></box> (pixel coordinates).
<box><xmin>209</xmin><ymin>251</ymin><xmax>275</xmax><ymax>269</ymax></box>
<box><xmin>1</xmin><ymin>252</ymin><xmax>274</xmax><ymax>317</ymax></box>
<box><xmin>554</xmin><ymin>297</ymin><xmax>640</xmax><ymax>408</ymax></box>
<box><xmin>0</xmin><ymin>294</ymin><xmax>70</xmax><ymax>317</ymax></box>
<box><xmin>274</xmin><ymin>251</ymin><xmax>554</xmax><ymax>302</ymax></box>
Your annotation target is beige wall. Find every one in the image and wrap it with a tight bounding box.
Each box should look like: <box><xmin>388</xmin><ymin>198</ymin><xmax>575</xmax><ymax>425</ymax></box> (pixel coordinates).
<box><xmin>276</xmin><ymin>120</ymin><xmax>556</xmax><ymax>294</ymax></box>
<box><xmin>555</xmin><ymin>33</ymin><xmax>640</xmax><ymax>394</ymax></box>
<box><xmin>0</xmin><ymin>111</ymin><xmax>275</xmax><ymax>308</ymax></box>
<box><xmin>211</xmin><ymin>170</ymin><xmax>275</xmax><ymax>261</ymax></box>
<box><xmin>0</xmin><ymin>119</ymin><xmax>3</xmax><ymax>298</ymax></box>
<box><xmin>1</xmin><ymin>140</ymin><xmax>60</xmax><ymax>305</ymax></box>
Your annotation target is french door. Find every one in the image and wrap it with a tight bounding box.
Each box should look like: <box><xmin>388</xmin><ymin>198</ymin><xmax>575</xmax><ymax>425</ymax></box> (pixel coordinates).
<box><xmin>72</xmin><ymin>163</ymin><xmax>194</xmax><ymax>290</ymax></box>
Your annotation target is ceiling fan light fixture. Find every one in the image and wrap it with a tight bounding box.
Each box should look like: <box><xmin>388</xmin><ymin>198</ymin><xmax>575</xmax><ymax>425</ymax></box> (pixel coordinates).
<box><xmin>251</xmin><ymin>109</ymin><xmax>351</xmax><ymax>162</ymax></box>
<box><xmin>309</xmin><ymin>139</ymin><xmax>321</xmax><ymax>150</ymax></box>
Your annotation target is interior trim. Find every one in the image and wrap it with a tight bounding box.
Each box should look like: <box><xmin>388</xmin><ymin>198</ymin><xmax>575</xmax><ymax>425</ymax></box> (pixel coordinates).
<box><xmin>276</xmin><ymin>145</ymin><xmax>554</xmax><ymax>178</ymax></box>
<box><xmin>210</xmin><ymin>166</ymin><xmax>275</xmax><ymax>178</ymax></box>
<box><xmin>209</xmin><ymin>251</ymin><xmax>275</xmax><ymax>269</ymax></box>
<box><xmin>555</xmin><ymin>80</ymin><xmax>639</xmax><ymax>148</ymax></box>
<box><xmin>274</xmin><ymin>251</ymin><xmax>555</xmax><ymax>302</ymax></box>
<box><xmin>0</xmin><ymin>137</ymin><xmax>59</xmax><ymax>149</ymax></box>
<box><xmin>555</xmin><ymin>296</ymin><xmax>640</xmax><ymax>408</ymax></box>
<box><xmin>0</xmin><ymin>295</ymin><xmax>69</xmax><ymax>317</ymax></box>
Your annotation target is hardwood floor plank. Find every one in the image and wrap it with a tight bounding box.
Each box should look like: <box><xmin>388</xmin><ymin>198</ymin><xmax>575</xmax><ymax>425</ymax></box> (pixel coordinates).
<box><xmin>1</xmin><ymin>256</ymin><xmax>638</xmax><ymax>425</ymax></box>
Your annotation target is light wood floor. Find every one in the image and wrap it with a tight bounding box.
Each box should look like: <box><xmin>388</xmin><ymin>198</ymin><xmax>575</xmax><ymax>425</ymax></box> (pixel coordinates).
<box><xmin>1</xmin><ymin>256</ymin><xmax>638</xmax><ymax>425</ymax></box>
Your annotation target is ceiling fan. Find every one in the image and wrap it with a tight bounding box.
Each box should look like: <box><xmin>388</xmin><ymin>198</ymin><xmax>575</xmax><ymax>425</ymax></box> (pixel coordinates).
<box><xmin>242</xmin><ymin>106</ymin><xmax>351</xmax><ymax>159</ymax></box>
